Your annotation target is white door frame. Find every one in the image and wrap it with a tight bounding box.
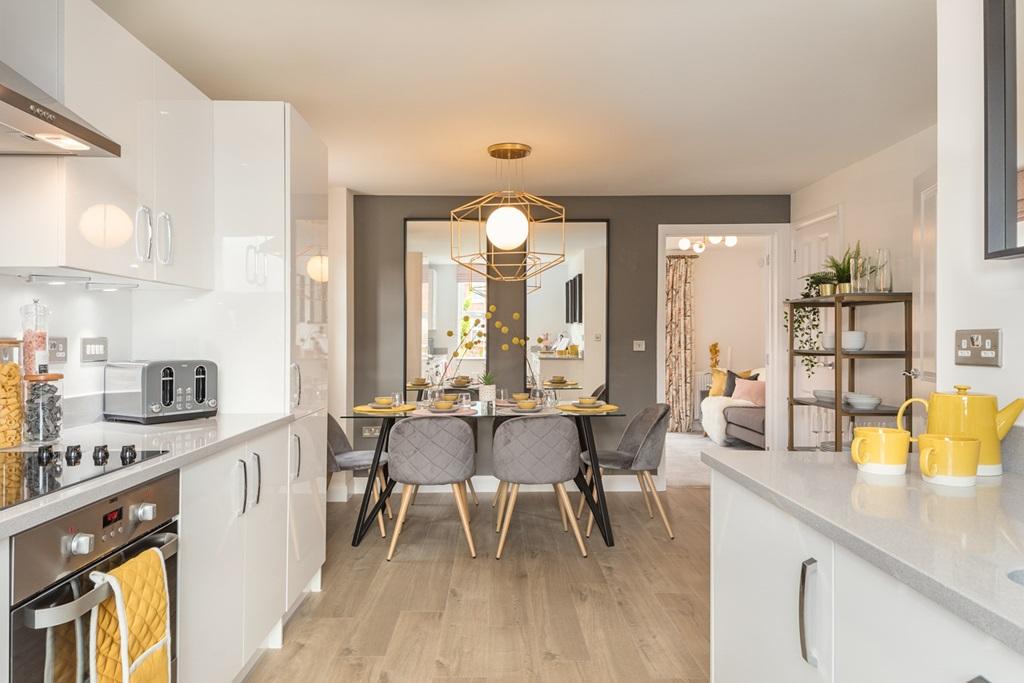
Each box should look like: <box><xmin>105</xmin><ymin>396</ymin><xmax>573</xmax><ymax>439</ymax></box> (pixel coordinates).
<box><xmin>656</xmin><ymin>223</ymin><xmax>792</xmax><ymax>451</ymax></box>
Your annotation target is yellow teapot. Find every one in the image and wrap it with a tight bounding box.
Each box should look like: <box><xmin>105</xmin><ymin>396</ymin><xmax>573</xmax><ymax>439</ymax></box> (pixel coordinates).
<box><xmin>898</xmin><ymin>385</ymin><xmax>1024</xmax><ymax>476</ymax></box>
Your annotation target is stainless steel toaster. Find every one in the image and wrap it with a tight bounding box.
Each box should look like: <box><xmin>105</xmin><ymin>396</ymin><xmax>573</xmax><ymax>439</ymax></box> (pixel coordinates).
<box><xmin>104</xmin><ymin>360</ymin><xmax>218</xmax><ymax>424</ymax></box>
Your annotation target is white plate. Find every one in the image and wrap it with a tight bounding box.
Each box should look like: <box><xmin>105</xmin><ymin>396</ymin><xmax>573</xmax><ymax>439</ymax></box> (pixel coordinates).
<box><xmin>511</xmin><ymin>407</ymin><xmax>542</xmax><ymax>413</ymax></box>
<box><xmin>428</xmin><ymin>407</ymin><xmax>459</xmax><ymax>413</ymax></box>
<box><xmin>573</xmin><ymin>401</ymin><xmax>605</xmax><ymax>409</ymax></box>
<box><xmin>369</xmin><ymin>403</ymin><xmax>396</xmax><ymax>409</ymax></box>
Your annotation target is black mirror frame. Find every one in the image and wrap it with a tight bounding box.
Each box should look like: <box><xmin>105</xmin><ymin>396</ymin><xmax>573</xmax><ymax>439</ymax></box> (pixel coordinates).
<box><xmin>985</xmin><ymin>0</ymin><xmax>1024</xmax><ymax>259</ymax></box>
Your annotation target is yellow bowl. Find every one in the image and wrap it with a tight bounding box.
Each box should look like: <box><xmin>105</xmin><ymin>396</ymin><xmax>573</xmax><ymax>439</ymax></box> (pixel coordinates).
<box><xmin>512</xmin><ymin>392</ymin><xmax>530</xmax><ymax>401</ymax></box>
<box><xmin>552</xmin><ymin>376</ymin><xmax>565</xmax><ymax>382</ymax></box>
<box><xmin>517</xmin><ymin>400</ymin><xmax>537</xmax><ymax>410</ymax></box>
<box><xmin>442</xmin><ymin>393</ymin><xmax>459</xmax><ymax>402</ymax></box>
<box><xmin>432</xmin><ymin>401</ymin><xmax>454</xmax><ymax>410</ymax></box>
<box><xmin>578</xmin><ymin>397</ymin><xmax>598</xmax><ymax>405</ymax></box>
<box><xmin>373</xmin><ymin>396</ymin><xmax>394</xmax><ymax>406</ymax></box>
<box><xmin>411</xmin><ymin>377</ymin><xmax>426</xmax><ymax>385</ymax></box>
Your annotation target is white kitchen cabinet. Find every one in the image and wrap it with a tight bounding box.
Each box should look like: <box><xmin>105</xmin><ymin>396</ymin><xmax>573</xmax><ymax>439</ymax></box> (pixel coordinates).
<box><xmin>178</xmin><ymin>443</ymin><xmax>247</xmax><ymax>683</ymax></box>
<box><xmin>712</xmin><ymin>471</ymin><xmax>834</xmax><ymax>682</ymax></box>
<box><xmin>241</xmin><ymin>428</ymin><xmax>289</xmax><ymax>661</ymax></box>
<box><xmin>179</xmin><ymin>427</ymin><xmax>289</xmax><ymax>680</ymax></box>
<box><xmin>835</xmin><ymin>545</ymin><xmax>1024</xmax><ymax>682</ymax></box>
<box><xmin>287</xmin><ymin>409</ymin><xmax>327</xmax><ymax>609</ymax></box>
<box><xmin>0</xmin><ymin>0</ymin><xmax>62</xmax><ymax>98</ymax></box>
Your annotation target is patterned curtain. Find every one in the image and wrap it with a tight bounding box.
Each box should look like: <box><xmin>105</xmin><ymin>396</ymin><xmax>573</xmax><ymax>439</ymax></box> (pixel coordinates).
<box><xmin>665</xmin><ymin>255</ymin><xmax>696</xmax><ymax>432</ymax></box>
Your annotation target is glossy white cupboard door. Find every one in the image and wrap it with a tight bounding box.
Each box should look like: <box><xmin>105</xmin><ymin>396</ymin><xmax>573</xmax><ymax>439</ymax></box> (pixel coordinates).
<box><xmin>178</xmin><ymin>445</ymin><xmax>246</xmax><ymax>682</ymax></box>
<box><xmin>242</xmin><ymin>429</ymin><xmax>289</xmax><ymax>661</ymax></box>
<box><xmin>712</xmin><ymin>472</ymin><xmax>834</xmax><ymax>682</ymax></box>
<box><xmin>287</xmin><ymin>410</ymin><xmax>328</xmax><ymax>609</ymax></box>
<box><xmin>288</xmin><ymin>106</ymin><xmax>329</xmax><ymax>414</ymax></box>
<box><xmin>62</xmin><ymin>0</ymin><xmax>155</xmax><ymax>279</ymax></box>
<box><xmin>835</xmin><ymin>545</ymin><xmax>1024</xmax><ymax>682</ymax></box>
<box><xmin>152</xmin><ymin>56</ymin><xmax>213</xmax><ymax>289</ymax></box>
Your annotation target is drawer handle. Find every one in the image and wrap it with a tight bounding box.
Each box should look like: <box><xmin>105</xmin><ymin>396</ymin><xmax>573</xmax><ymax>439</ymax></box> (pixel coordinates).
<box><xmin>238</xmin><ymin>458</ymin><xmax>248</xmax><ymax>515</ymax></box>
<box><xmin>253</xmin><ymin>452</ymin><xmax>262</xmax><ymax>505</ymax></box>
<box><xmin>294</xmin><ymin>433</ymin><xmax>302</xmax><ymax>480</ymax></box>
<box><xmin>799</xmin><ymin>557</ymin><xmax>818</xmax><ymax>667</ymax></box>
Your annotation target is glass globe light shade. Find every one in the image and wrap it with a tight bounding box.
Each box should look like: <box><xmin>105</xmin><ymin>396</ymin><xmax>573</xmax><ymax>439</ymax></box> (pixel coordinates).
<box><xmin>306</xmin><ymin>254</ymin><xmax>329</xmax><ymax>283</ymax></box>
<box><xmin>724</xmin><ymin>235</ymin><xmax>738</xmax><ymax>247</ymax></box>
<box><xmin>677</xmin><ymin>237</ymin><xmax>692</xmax><ymax>251</ymax></box>
<box><xmin>692</xmin><ymin>241</ymin><xmax>707</xmax><ymax>254</ymax></box>
<box><xmin>78</xmin><ymin>203</ymin><xmax>133</xmax><ymax>249</ymax></box>
<box><xmin>708</xmin><ymin>235</ymin><xmax>723</xmax><ymax>245</ymax></box>
<box><xmin>486</xmin><ymin>206</ymin><xmax>529</xmax><ymax>250</ymax></box>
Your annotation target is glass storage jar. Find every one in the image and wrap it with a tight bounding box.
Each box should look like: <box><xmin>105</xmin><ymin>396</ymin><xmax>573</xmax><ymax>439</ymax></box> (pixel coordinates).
<box><xmin>19</xmin><ymin>299</ymin><xmax>49</xmax><ymax>376</ymax></box>
<box><xmin>23</xmin><ymin>373</ymin><xmax>62</xmax><ymax>445</ymax></box>
<box><xmin>0</xmin><ymin>339</ymin><xmax>22</xmax><ymax>448</ymax></box>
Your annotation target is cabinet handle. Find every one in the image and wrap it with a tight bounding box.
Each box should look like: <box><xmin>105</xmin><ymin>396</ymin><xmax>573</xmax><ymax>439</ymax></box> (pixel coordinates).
<box><xmin>293</xmin><ymin>434</ymin><xmax>302</xmax><ymax>480</ymax></box>
<box><xmin>238</xmin><ymin>458</ymin><xmax>248</xmax><ymax>516</ymax></box>
<box><xmin>156</xmin><ymin>211</ymin><xmax>173</xmax><ymax>265</ymax></box>
<box><xmin>291</xmin><ymin>362</ymin><xmax>302</xmax><ymax>407</ymax></box>
<box><xmin>253</xmin><ymin>452</ymin><xmax>262</xmax><ymax>505</ymax></box>
<box><xmin>799</xmin><ymin>557</ymin><xmax>818</xmax><ymax>667</ymax></box>
<box><xmin>134</xmin><ymin>206</ymin><xmax>154</xmax><ymax>262</ymax></box>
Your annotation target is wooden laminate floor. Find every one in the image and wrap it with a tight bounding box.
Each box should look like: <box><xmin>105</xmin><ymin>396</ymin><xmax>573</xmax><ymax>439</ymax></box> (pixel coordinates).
<box><xmin>247</xmin><ymin>484</ymin><xmax>711</xmax><ymax>682</ymax></box>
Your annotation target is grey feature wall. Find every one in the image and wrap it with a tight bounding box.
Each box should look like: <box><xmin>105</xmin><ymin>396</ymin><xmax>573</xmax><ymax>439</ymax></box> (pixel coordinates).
<box><xmin>353</xmin><ymin>195</ymin><xmax>790</xmax><ymax>449</ymax></box>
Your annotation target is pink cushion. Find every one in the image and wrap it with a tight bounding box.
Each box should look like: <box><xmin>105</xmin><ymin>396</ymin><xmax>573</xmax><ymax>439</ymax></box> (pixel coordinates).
<box><xmin>732</xmin><ymin>378</ymin><xmax>766</xmax><ymax>406</ymax></box>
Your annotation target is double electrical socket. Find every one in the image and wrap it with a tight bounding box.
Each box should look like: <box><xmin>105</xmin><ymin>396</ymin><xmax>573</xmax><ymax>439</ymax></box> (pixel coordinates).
<box><xmin>955</xmin><ymin>329</ymin><xmax>1001</xmax><ymax>367</ymax></box>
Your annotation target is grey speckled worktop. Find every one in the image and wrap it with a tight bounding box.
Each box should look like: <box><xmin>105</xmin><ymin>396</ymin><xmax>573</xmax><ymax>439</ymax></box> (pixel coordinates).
<box><xmin>701</xmin><ymin>448</ymin><xmax>1024</xmax><ymax>656</ymax></box>
<box><xmin>0</xmin><ymin>413</ymin><xmax>294</xmax><ymax>538</ymax></box>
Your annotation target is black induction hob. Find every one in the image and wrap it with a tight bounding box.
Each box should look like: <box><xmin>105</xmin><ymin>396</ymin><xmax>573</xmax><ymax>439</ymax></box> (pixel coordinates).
<box><xmin>0</xmin><ymin>444</ymin><xmax>169</xmax><ymax>512</ymax></box>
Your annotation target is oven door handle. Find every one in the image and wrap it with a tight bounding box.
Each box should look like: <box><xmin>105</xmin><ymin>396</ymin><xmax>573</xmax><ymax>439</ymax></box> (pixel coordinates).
<box><xmin>22</xmin><ymin>533</ymin><xmax>178</xmax><ymax>630</ymax></box>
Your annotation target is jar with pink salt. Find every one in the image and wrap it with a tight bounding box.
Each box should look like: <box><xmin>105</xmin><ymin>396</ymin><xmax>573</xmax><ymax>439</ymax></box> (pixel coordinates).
<box><xmin>19</xmin><ymin>299</ymin><xmax>49</xmax><ymax>376</ymax></box>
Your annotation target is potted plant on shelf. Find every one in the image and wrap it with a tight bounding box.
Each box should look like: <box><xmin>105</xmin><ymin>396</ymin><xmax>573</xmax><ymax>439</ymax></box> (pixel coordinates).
<box><xmin>821</xmin><ymin>242</ymin><xmax>862</xmax><ymax>294</ymax></box>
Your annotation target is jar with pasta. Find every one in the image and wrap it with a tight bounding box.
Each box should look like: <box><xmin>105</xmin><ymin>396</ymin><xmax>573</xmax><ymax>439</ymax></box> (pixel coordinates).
<box><xmin>23</xmin><ymin>373</ymin><xmax>62</xmax><ymax>445</ymax></box>
<box><xmin>19</xmin><ymin>299</ymin><xmax>49</xmax><ymax>376</ymax></box>
<box><xmin>0</xmin><ymin>339</ymin><xmax>21</xmax><ymax>448</ymax></box>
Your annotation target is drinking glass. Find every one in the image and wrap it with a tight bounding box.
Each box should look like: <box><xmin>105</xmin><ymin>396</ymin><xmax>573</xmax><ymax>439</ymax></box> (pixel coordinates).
<box><xmin>496</xmin><ymin>388</ymin><xmax>508</xmax><ymax>403</ymax></box>
<box><xmin>458</xmin><ymin>392</ymin><xmax>471</xmax><ymax>408</ymax></box>
<box><xmin>531</xmin><ymin>388</ymin><xmax>546</xmax><ymax>403</ymax></box>
<box><xmin>544</xmin><ymin>390</ymin><xmax>557</xmax><ymax>408</ymax></box>
<box><xmin>428</xmin><ymin>388</ymin><xmax>442</xmax><ymax>404</ymax></box>
<box><xmin>391</xmin><ymin>391</ymin><xmax>403</xmax><ymax>408</ymax></box>
<box><xmin>810</xmin><ymin>408</ymin><xmax>823</xmax><ymax>448</ymax></box>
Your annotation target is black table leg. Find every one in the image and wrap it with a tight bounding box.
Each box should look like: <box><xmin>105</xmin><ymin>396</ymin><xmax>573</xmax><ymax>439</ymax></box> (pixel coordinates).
<box><xmin>351</xmin><ymin>416</ymin><xmax>396</xmax><ymax>546</ymax></box>
<box><xmin>574</xmin><ymin>415</ymin><xmax>614</xmax><ymax>546</ymax></box>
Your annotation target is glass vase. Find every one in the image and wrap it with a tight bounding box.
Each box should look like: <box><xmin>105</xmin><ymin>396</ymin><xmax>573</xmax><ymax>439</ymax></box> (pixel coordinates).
<box><xmin>875</xmin><ymin>248</ymin><xmax>893</xmax><ymax>292</ymax></box>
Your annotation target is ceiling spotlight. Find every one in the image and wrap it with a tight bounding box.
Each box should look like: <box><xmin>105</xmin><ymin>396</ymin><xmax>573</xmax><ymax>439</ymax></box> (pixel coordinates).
<box><xmin>677</xmin><ymin>237</ymin><xmax>692</xmax><ymax>251</ymax></box>
<box><xmin>724</xmin><ymin>236</ymin><xmax>738</xmax><ymax>247</ymax></box>
<box><xmin>708</xmin><ymin>236</ymin><xmax>723</xmax><ymax>245</ymax></box>
<box><xmin>692</xmin><ymin>241</ymin><xmax>707</xmax><ymax>254</ymax></box>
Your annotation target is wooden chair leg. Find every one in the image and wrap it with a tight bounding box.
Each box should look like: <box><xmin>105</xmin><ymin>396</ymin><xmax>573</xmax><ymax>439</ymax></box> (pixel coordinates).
<box><xmin>558</xmin><ymin>492</ymin><xmax>568</xmax><ymax>532</ymax></box>
<box><xmin>555</xmin><ymin>483</ymin><xmax>588</xmax><ymax>557</ymax></box>
<box><xmin>637</xmin><ymin>472</ymin><xmax>654</xmax><ymax>519</ymax></box>
<box><xmin>411</xmin><ymin>485</ymin><xmax>419</xmax><ymax>505</ymax></box>
<box><xmin>496</xmin><ymin>483</ymin><xmax>520</xmax><ymax>559</ymax></box>
<box><xmin>492</xmin><ymin>480</ymin><xmax>506</xmax><ymax>508</ymax></box>
<box><xmin>377</xmin><ymin>470</ymin><xmax>393</xmax><ymax>519</ymax></box>
<box><xmin>576</xmin><ymin>465</ymin><xmax>593</xmax><ymax>518</ymax></box>
<box><xmin>466</xmin><ymin>478</ymin><xmax>479</xmax><ymax>506</ymax></box>
<box><xmin>495</xmin><ymin>480</ymin><xmax>509</xmax><ymax>533</ymax></box>
<box><xmin>387</xmin><ymin>484</ymin><xmax>416</xmax><ymax>561</ymax></box>
<box><xmin>371</xmin><ymin>475</ymin><xmax>387</xmax><ymax>538</ymax></box>
<box><xmin>452</xmin><ymin>482</ymin><xmax>477</xmax><ymax>558</ymax></box>
<box><xmin>643</xmin><ymin>471</ymin><xmax>674</xmax><ymax>539</ymax></box>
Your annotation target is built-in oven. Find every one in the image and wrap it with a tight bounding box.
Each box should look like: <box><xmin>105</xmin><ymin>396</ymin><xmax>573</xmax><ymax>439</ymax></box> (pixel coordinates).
<box><xmin>9</xmin><ymin>473</ymin><xmax>179</xmax><ymax>681</ymax></box>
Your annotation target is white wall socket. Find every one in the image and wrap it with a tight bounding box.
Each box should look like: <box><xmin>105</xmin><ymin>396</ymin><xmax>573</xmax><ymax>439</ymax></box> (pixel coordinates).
<box><xmin>633</xmin><ymin>340</ymin><xmax>646</xmax><ymax>352</ymax></box>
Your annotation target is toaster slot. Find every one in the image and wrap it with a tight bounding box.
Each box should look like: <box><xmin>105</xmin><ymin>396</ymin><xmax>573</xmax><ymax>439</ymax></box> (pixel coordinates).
<box><xmin>194</xmin><ymin>365</ymin><xmax>207</xmax><ymax>404</ymax></box>
<box><xmin>161</xmin><ymin>367</ymin><xmax>174</xmax><ymax>407</ymax></box>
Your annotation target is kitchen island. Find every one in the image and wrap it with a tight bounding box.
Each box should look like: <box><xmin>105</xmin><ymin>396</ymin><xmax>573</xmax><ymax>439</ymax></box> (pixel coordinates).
<box><xmin>703</xmin><ymin>447</ymin><xmax>1024</xmax><ymax>682</ymax></box>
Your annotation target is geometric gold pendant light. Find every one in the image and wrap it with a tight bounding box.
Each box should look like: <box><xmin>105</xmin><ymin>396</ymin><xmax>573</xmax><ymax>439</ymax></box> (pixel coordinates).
<box><xmin>450</xmin><ymin>142</ymin><xmax>565</xmax><ymax>282</ymax></box>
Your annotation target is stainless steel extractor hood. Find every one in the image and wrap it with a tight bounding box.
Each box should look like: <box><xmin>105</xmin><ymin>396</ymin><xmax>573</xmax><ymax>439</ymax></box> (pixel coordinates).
<box><xmin>0</xmin><ymin>59</ymin><xmax>120</xmax><ymax>158</ymax></box>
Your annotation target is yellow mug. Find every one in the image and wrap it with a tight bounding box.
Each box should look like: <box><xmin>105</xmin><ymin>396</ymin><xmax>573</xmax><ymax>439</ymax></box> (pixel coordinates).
<box><xmin>851</xmin><ymin>427</ymin><xmax>911</xmax><ymax>475</ymax></box>
<box><xmin>918</xmin><ymin>434</ymin><xmax>980</xmax><ymax>487</ymax></box>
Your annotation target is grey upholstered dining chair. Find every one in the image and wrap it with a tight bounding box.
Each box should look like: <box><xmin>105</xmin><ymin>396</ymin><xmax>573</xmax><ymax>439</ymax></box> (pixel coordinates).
<box><xmin>492</xmin><ymin>416</ymin><xmax>588</xmax><ymax>559</ymax></box>
<box><xmin>576</xmin><ymin>403</ymin><xmax>674</xmax><ymax>539</ymax></box>
<box><xmin>590</xmin><ymin>383</ymin><xmax>608</xmax><ymax>402</ymax></box>
<box><xmin>328</xmin><ymin>414</ymin><xmax>392</xmax><ymax>538</ymax></box>
<box><xmin>386</xmin><ymin>416</ymin><xmax>478</xmax><ymax>561</ymax></box>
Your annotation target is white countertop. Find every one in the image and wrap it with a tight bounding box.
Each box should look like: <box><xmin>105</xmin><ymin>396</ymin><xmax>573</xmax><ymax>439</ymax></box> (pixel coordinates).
<box><xmin>701</xmin><ymin>448</ymin><xmax>1024</xmax><ymax>655</ymax></box>
<box><xmin>0</xmin><ymin>413</ymin><xmax>294</xmax><ymax>538</ymax></box>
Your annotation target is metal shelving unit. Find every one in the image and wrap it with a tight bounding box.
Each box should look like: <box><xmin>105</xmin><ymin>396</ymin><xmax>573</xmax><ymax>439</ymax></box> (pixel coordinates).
<box><xmin>786</xmin><ymin>292</ymin><xmax>913</xmax><ymax>452</ymax></box>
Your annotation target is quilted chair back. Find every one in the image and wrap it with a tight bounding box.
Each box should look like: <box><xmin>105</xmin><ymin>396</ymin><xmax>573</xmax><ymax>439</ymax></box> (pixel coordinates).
<box><xmin>494</xmin><ymin>416</ymin><xmax>581</xmax><ymax>485</ymax></box>
<box><xmin>590</xmin><ymin>384</ymin><xmax>608</xmax><ymax>402</ymax></box>
<box><xmin>388</xmin><ymin>416</ymin><xmax>476</xmax><ymax>485</ymax></box>
<box><xmin>618</xmin><ymin>404</ymin><xmax>670</xmax><ymax>471</ymax></box>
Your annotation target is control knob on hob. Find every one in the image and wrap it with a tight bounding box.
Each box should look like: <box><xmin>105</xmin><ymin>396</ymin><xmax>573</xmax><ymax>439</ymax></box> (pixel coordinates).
<box><xmin>64</xmin><ymin>445</ymin><xmax>82</xmax><ymax>466</ymax></box>
<box><xmin>120</xmin><ymin>445</ymin><xmax>137</xmax><ymax>465</ymax></box>
<box><xmin>68</xmin><ymin>532</ymin><xmax>94</xmax><ymax>556</ymax></box>
<box><xmin>92</xmin><ymin>445</ymin><xmax>109</xmax><ymax>466</ymax></box>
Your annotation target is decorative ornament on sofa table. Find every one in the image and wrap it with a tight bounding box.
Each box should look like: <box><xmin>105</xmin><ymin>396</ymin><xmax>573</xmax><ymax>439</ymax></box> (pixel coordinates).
<box><xmin>450</xmin><ymin>143</ymin><xmax>565</xmax><ymax>283</ymax></box>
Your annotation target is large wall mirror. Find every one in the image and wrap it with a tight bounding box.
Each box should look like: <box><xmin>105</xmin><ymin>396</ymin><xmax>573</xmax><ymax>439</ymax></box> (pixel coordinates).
<box><xmin>985</xmin><ymin>0</ymin><xmax>1024</xmax><ymax>258</ymax></box>
<box><xmin>525</xmin><ymin>221</ymin><xmax>608</xmax><ymax>398</ymax></box>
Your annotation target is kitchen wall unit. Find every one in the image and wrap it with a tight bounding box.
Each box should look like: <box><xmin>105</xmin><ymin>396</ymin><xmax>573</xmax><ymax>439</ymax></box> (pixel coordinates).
<box><xmin>178</xmin><ymin>427</ymin><xmax>290</xmax><ymax>681</ymax></box>
<box><xmin>0</xmin><ymin>0</ymin><xmax>213</xmax><ymax>289</ymax></box>
<box><xmin>287</xmin><ymin>409</ymin><xmax>327</xmax><ymax>609</ymax></box>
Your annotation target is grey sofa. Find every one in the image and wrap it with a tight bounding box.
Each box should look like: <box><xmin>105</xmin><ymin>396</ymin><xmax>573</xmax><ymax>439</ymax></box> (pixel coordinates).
<box><xmin>723</xmin><ymin>406</ymin><xmax>765</xmax><ymax>449</ymax></box>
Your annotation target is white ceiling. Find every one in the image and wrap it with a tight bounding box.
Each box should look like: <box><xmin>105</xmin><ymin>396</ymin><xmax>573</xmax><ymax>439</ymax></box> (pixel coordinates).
<box><xmin>96</xmin><ymin>0</ymin><xmax>936</xmax><ymax>196</ymax></box>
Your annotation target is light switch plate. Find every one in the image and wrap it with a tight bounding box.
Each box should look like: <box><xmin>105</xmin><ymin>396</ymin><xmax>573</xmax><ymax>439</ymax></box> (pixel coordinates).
<box><xmin>48</xmin><ymin>337</ymin><xmax>68</xmax><ymax>364</ymax></box>
<box><xmin>633</xmin><ymin>340</ymin><xmax>646</xmax><ymax>352</ymax></box>
<box><xmin>955</xmin><ymin>328</ymin><xmax>1001</xmax><ymax>367</ymax></box>
<box><xmin>81</xmin><ymin>337</ymin><xmax>109</xmax><ymax>363</ymax></box>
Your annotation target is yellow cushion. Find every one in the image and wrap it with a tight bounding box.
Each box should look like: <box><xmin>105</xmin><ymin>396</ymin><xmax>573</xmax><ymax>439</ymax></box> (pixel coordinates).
<box><xmin>709</xmin><ymin>369</ymin><xmax>727</xmax><ymax>396</ymax></box>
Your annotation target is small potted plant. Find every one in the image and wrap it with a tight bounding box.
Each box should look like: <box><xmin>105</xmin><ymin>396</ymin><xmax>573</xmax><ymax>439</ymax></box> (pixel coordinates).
<box><xmin>822</xmin><ymin>242</ymin><xmax>861</xmax><ymax>294</ymax></box>
<box><xmin>478</xmin><ymin>372</ymin><xmax>496</xmax><ymax>408</ymax></box>
<box><xmin>805</xmin><ymin>270</ymin><xmax>838</xmax><ymax>297</ymax></box>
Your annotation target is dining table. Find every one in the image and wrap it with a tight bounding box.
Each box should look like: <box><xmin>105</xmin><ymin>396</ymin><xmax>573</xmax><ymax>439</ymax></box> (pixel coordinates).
<box><xmin>337</xmin><ymin>401</ymin><xmax>626</xmax><ymax>549</ymax></box>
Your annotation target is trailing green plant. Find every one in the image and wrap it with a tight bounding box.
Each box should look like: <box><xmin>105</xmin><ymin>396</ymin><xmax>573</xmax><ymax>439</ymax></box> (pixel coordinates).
<box><xmin>804</xmin><ymin>270</ymin><xmax>837</xmax><ymax>287</ymax></box>
<box><xmin>783</xmin><ymin>275</ymin><xmax>824</xmax><ymax>377</ymax></box>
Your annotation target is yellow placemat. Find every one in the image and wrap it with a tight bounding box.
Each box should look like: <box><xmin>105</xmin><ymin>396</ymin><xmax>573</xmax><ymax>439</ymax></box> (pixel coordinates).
<box><xmin>544</xmin><ymin>382</ymin><xmax>580</xmax><ymax>388</ymax></box>
<box><xmin>557</xmin><ymin>403</ymin><xmax>619</xmax><ymax>414</ymax></box>
<box><xmin>354</xmin><ymin>404</ymin><xmax>417</xmax><ymax>414</ymax></box>
<box><xmin>405</xmin><ymin>383</ymin><xmax>430</xmax><ymax>389</ymax></box>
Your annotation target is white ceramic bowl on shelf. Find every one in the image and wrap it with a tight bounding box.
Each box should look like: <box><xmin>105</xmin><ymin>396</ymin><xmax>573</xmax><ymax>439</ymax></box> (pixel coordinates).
<box><xmin>842</xmin><ymin>330</ymin><xmax>867</xmax><ymax>351</ymax></box>
<box><xmin>813</xmin><ymin>389</ymin><xmax>836</xmax><ymax>402</ymax></box>
<box><xmin>822</xmin><ymin>333</ymin><xmax>835</xmax><ymax>350</ymax></box>
<box><xmin>847</xmin><ymin>393</ymin><xmax>882</xmax><ymax>410</ymax></box>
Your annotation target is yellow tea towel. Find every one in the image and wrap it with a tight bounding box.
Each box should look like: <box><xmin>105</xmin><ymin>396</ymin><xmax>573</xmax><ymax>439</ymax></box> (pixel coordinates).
<box><xmin>89</xmin><ymin>548</ymin><xmax>171</xmax><ymax>683</ymax></box>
